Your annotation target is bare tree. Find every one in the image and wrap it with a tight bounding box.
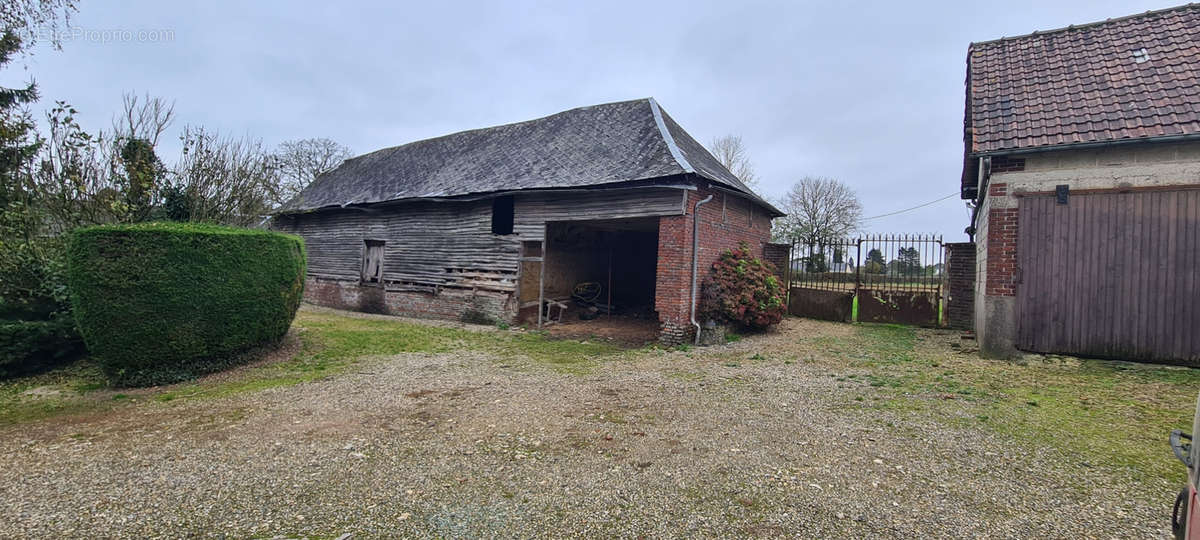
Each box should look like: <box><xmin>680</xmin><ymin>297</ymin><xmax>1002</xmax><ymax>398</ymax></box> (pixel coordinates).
<box><xmin>273</xmin><ymin>137</ymin><xmax>352</xmax><ymax>206</ymax></box>
<box><xmin>170</xmin><ymin>126</ymin><xmax>280</xmax><ymax>226</ymax></box>
<box><xmin>113</xmin><ymin>92</ymin><xmax>175</xmax><ymax>147</ymax></box>
<box><xmin>707</xmin><ymin>134</ymin><xmax>757</xmax><ymax>188</ymax></box>
<box><xmin>773</xmin><ymin>177</ymin><xmax>863</xmax><ymax>243</ymax></box>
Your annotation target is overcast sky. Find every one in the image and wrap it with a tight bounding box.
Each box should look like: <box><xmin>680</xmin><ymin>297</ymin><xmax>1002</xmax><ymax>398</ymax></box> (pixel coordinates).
<box><xmin>2</xmin><ymin>0</ymin><xmax>1177</xmax><ymax>240</ymax></box>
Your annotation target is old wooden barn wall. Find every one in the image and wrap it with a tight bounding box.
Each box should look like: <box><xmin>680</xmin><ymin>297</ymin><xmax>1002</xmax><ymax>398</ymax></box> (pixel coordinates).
<box><xmin>273</xmin><ymin>186</ymin><xmax>688</xmax><ymax>297</ymax></box>
<box><xmin>1016</xmin><ymin>189</ymin><xmax>1200</xmax><ymax>364</ymax></box>
<box><xmin>513</xmin><ymin>188</ymin><xmax>685</xmax><ymax>239</ymax></box>
<box><xmin>273</xmin><ymin>199</ymin><xmax>521</xmax><ymax>293</ymax></box>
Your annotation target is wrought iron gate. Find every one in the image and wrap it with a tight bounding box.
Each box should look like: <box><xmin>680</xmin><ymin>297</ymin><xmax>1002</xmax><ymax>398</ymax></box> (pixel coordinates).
<box><xmin>787</xmin><ymin>234</ymin><xmax>944</xmax><ymax>326</ymax></box>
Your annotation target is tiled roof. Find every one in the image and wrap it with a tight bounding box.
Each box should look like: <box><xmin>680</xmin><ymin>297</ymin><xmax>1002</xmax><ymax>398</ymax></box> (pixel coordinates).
<box><xmin>279</xmin><ymin>98</ymin><xmax>780</xmax><ymax>215</ymax></box>
<box><xmin>965</xmin><ymin>4</ymin><xmax>1200</xmax><ymax>154</ymax></box>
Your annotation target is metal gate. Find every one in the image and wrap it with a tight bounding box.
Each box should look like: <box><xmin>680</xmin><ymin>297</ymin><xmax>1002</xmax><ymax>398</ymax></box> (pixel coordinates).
<box><xmin>1016</xmin><ymin>190</ymin><xmax>1200</xmax><ymax>362</ymax></box>
<box><xmin>788</xmin><ymin>234</ymin><xmax>944</xmax><ymax>326</ymax></box>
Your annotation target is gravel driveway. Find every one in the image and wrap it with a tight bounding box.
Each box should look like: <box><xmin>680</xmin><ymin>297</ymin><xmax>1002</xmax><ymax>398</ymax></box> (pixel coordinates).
<box><xmin>0</xmin><ymin>314</ymin><xmax>1170</xmax><ymax>538</ymax></box>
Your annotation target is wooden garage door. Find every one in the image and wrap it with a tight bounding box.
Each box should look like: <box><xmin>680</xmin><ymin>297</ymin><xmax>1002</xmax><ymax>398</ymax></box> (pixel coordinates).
<box><xmin>1016</xmin><ymin>189</ymin><xmax>1200</xmax><ymax>363</ymax></box>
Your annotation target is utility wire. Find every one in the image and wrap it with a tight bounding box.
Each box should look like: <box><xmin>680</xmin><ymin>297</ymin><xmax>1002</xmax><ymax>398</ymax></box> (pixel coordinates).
<box><xmin>861</xmin><ymin>192</ymin><xmax>958</xmax><ymax>221</ymax></box>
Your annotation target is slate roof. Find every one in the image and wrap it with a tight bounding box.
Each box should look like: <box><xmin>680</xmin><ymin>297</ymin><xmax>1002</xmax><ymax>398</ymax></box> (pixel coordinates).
<box><xmin>279</xmin><ymin>98</ymin><xmax>781</xmax><ymax>215</ymax></box>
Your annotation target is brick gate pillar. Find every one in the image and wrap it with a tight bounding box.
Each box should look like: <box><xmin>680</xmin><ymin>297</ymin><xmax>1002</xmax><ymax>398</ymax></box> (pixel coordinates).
<box><xmin>944</xmin><ymin>242</ymin><xmax>976</xmax><ymax>331</ymax></box>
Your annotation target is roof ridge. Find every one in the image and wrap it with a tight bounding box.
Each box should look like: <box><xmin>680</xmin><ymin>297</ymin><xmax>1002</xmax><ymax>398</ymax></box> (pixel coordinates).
<box><xmin>969</xmin><ymin>3</ymin><xmax>1198</xmax><ymax>48</ymax></box>
<box><xmin>647</xmin><ymin>97</ymin><xmax>694</xmax><ymax>174</ymax></box>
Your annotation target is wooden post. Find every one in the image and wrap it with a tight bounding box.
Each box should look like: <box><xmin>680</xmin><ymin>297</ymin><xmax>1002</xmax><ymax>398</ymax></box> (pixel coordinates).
<box><xmin>538</xmin><ymin>228</ymin><xmax>546</xmax><ymax>329</ymax></box>
<box><xmin>607</xmin><ymin>245</ymin><xmax>613</xmax><ymax>319</ymax></box>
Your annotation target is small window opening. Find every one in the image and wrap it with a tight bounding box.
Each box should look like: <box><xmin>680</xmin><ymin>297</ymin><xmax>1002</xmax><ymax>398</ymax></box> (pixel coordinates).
<box><xmin>361</xmin><ymin>239</ymin><xmax>385</xmax><ymax>284</ymax></box>
<box><xmin>492</xmin><ymin>195</ymin><xmax>514</xmax><ymax>235</ymax></box>
<box><xmin>1132</xmin><ymin>48</ymin><xmax>1150</xmax><ymax>64</ymax></box>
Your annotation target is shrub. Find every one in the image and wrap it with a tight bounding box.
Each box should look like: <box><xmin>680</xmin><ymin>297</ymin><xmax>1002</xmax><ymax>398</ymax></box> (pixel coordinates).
<box><xmin>699</xmin><ymin>242</ymin><xmax>786</xmax><ymax>330</ymax></box>
<box><xmin>67</xmin><ymin>223</ymin><xmax>305</xmax><ymax>386</ymax></box>
<box><xmin>0</xmin><ymin>234</ymin><xmax>85</xmax><ymax>376</ymax></box>
<box><xmin>0</xmin><ymin>235</ymin><xmax>72</xmax><ymax>321</ymax></box>
<box><xmin>0</xmin><ymin>316</ymin><xmax>85</xmax><ymax>378</ymax></box>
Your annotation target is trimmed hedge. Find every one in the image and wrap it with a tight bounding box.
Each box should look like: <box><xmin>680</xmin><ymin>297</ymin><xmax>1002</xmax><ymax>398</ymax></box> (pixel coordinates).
<box><xmin>0</xmin><ymin>316</ymin><xmax>85</xmax><ymax>378</ymax></box>
<box><xmin>67</xmin><ymin>223</ymin><xmax>305</xmax><ymax>386</ymax></box>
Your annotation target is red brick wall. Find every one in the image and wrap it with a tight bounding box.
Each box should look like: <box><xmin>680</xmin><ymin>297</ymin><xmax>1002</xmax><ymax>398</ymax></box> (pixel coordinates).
<box><xmin>655</xmin><ymin>187</ymin><xmax>774</xmax><ymax>344</ymax></box>
<box><xmin>945</xmin><ymin>242</ymin><xmax>976</xmax><ymax>330</ymax></box>
<box><xmin>762</xmin><ymin>243</ymin><xmax>791</xmax><ymax>283</ymax></box>
<box><xmin>985</xmin><ymin>207</ymin><xmax>1018</xmax><ymax>297</ymax></box>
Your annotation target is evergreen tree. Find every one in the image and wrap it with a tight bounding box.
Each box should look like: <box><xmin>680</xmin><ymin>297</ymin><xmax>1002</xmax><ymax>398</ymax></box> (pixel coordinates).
<box><xmin>0</xmin><ymin>31</ymin><xmax>40</xmax><ymax>210</ymax></box>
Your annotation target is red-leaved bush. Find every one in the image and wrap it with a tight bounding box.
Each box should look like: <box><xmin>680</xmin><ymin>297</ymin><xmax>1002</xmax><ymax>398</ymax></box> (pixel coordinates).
<box><xmin>699</xmin><ymin>242</ymin><xmax>786</xmax><ymax>329</ymax></box>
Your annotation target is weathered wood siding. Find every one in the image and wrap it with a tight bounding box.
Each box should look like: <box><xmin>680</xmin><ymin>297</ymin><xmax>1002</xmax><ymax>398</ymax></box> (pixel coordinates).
<box><xmin>514</xmin><ymin>188</ymin><xmax>686</xmax><ymax>239</ymax></box>
<box><xmin>272</xmin><ymin>187</ymin><xmax>689</xmax><ymax>294</ymax></box>
<box><xmin>1016</xmin><ymin>189</ymin><xmax>1200</xmax><ymax>364</ymax></box>
<box><xmin>273</xmin><ymin>200</ymin><xmax>521</xmax><ymax>292</ymax></box>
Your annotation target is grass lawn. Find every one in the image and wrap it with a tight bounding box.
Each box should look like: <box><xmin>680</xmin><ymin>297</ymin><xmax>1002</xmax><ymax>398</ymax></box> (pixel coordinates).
<box><xmin>810</xmin><ymin>323</ymin><xmax>1200</xmax><ymax>487</ymax></box>
<box><xmin>0</xmin><ymin>307</ymin><xmax>626</xmax><ymax>425</ymax></box>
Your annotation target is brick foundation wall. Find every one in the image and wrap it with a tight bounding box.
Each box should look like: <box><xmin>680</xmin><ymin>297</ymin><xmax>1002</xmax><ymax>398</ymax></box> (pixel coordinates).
<box><xmin>305</xmin><ymin>277</ymin><xmax>513</xmax><ymax>323</ymax></box>
<box><xmin>945</xmin><ymin>242</ymin><xmax>976</xmax><ymax>331</ymax></box>
<box><xmin>655</xmin><ymin>187</ymin><xmax>773</xmax><ymax>345</ymax></box>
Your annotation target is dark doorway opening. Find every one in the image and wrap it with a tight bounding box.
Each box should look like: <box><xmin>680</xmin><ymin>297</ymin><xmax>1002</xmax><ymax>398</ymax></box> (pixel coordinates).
<box><xmin>518</xmin><ymin>218</ymin><xmax>660</xmax><ymax>343</ymax></box>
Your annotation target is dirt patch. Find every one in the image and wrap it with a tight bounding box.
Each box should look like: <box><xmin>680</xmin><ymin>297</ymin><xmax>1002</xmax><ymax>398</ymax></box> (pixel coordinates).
<box><xmin>544</xmin><ymin>315</ymin><xmax>659</xmax><ymax>346</ymax></box>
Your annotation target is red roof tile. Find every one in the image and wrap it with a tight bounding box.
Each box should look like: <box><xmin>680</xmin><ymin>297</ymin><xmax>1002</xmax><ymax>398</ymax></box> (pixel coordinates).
<box><xmin>965</xmin><ymin>4</ymin><xmax>1200</xmax><ymax>154</ymax></box>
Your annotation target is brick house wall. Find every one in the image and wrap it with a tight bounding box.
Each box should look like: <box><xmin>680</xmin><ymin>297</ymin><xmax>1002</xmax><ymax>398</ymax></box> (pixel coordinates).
<box><xmin>944</xmin><ymin>242</ymin><xmax>975</xmax><ymax>331</ymax></box>
<box><xmin>655</xmin><ymin>186</ymin><xmax>774</xmax><ymax>345</ymax></box>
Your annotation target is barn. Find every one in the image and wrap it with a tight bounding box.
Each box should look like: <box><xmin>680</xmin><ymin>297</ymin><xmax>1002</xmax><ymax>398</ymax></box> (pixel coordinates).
<box><xmin>272</xmin><ymin>98</ymin><xmax>784</xmax><ymax>345</ymax></box>
<box><xmin>960</xmin><ymin>5</ymin><xmax>1200</xmax><ymax>363</ymax></box>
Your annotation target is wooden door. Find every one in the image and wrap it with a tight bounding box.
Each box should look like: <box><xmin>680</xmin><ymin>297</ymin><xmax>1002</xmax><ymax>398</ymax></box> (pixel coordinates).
<box><xmin>1016</xmin><ymin>190</ymin><xmax>1200</xmax><ymax>363</ymax></box>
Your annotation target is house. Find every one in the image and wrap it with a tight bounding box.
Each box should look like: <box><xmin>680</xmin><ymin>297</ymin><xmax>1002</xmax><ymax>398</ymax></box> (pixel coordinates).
<box><xmin>272</xmin><ymin>98</ymin><xmax>785</xmax><ymax>344</ymax></box>
<box><xmin>960</xmin><ymin>5</ymin><xmax>1200</xmax><ymax>363</ymax></box>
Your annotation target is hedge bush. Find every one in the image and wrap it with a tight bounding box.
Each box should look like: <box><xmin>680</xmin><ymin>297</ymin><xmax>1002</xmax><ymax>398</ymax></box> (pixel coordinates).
<box><xmin>67</xmin><ymin>223</ymin><xmax>305</xmax><ymax>386</ymax></box>
<box><xmin>699</xmin><ymin>242</ymin><xmax>786</xmax><ymax>330</ymax></box>
<box><xmin>0</xmin><ymin>316</ymin><xmax>85</xmax><ymax>378</ymax></box>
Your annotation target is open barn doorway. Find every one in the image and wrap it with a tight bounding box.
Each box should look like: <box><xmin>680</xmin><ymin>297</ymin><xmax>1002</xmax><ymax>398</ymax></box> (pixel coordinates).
<box><xmin>518</xmin><ymin>218</ymin><xmax>660</xmax><ymax>345</ymax></box>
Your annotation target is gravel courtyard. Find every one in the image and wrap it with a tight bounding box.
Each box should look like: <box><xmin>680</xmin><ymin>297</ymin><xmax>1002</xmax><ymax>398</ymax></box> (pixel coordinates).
<box><xmin>0</xmin><ymin>307</ymin><xmax>1188</xmax><ymax>538</ymax></box>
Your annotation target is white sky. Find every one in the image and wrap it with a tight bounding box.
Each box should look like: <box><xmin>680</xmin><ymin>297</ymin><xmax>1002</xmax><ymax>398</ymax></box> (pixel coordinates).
<box><xmin>2</xmin><ymin>0</ymin><xmax>1177</xmax><ymax>240</ymax></box>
